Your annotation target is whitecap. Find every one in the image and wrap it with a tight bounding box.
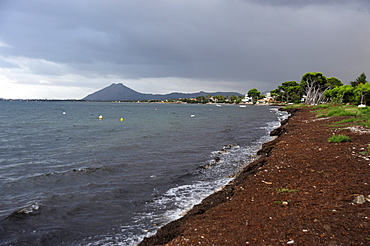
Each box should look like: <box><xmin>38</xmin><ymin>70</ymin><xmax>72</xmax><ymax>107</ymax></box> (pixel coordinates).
<box><xmin>15</xmin><ymin>202</ymin><xmax>40</xmax><ymax>215</ymax></box>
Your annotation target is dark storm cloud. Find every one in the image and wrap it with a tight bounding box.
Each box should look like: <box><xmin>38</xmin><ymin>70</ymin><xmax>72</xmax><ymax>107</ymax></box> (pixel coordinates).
<box><xmin>0</xmin><ymin>0</ymin><xmax>370</xmax><ymax>98</ymax></box>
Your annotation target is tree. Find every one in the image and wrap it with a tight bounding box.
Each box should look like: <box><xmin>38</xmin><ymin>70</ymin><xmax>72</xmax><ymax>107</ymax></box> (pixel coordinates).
<box><xmin>196</xmin><ymin>96</ymin><xmax>205</xmax><ymax>103</ymax></box>
<box><xmin>277</xmin><ymin>81</ymin><xmax>302</xmax><ymax>103</ymax></box>
<box><xmin>270</xmin><ymin>89</ymin><xmax>281</xmax><ymax>102</ymax></box>
<box><xmin>326</xmin><ymin>77</ymin><xmax>343</xmax><ymax>88</ymax></box>
<box><xmin>350</xmin><ymin>72</ymin><xmax>367</xmax><ymax>87</ymax></box>
<box><xmin>247</xmin><ymin>88</ymin><xmax>261</xmax><ymax>103</ymax></box>
<box><xmin>300</xmin><ymin>72</ymin><xmax>328</xmax><ymax>105</ymax></box>
<box><xmin>324</xmin><ymin>85</ymin><xmax>354</xmax><ymax>104</ymax></box>
<box><xmin>355</xmin><ymin>82</ymin><xmax>370</xmax><ymax>105</ymax></box>
<box><xmin>230</xmin><ymin>95</ymin><xmax>238</xmax><ymax>103</ymax></box>
<box><xmin>321</xmin><ymin>77</ymin><xmax>343</xmax><ymax>102</ymax></box>
<box><xmin>206</xmin><ymin>94</ymin><xmax>212</xmax><ymax>102</ymax></box>
<box><xmin>215</xmin><ymin>95</ymin><xmax>225</xmax><ymax>103</ymax></box>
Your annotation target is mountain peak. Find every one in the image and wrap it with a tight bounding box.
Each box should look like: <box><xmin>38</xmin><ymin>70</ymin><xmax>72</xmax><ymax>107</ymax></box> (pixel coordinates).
<box><xmin>82</xmin><ymin>83</ymin><xmax>243</xmax><ymax>101</ymax></box>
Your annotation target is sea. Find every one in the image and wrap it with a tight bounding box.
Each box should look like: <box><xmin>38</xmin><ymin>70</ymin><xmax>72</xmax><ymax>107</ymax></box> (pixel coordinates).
<box><xmin>0</xmin><ymin>101</ymin><xmax>288</xmax><ymax>246</ymax></box>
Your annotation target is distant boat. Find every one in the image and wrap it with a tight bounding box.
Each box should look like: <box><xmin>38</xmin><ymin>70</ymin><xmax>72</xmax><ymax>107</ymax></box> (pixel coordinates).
<box><xmin>239</xmin><ymin>105</ymin><xmax>247</xmax><ymax>108</ymax></box>
<box><xmin>216</xmin><ymin>104</ymin><xmax>221</xmax><ymax>107</ymax></box>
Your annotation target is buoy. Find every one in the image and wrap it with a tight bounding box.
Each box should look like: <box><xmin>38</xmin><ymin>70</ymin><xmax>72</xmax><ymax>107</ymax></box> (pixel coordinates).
<box><xmin>99</xmin><ymin>115</ymin><xmax>103</xmax><ymax>120</ymax></box>
<box><xmin>120</xmin><ymin>118</ymin><xmax>124</xmax><ymax>121</ymax></box>
<box><xmin>63</xmin><ymin>112</ymin><xmax>66</xmax><ymax>115</ymax></box>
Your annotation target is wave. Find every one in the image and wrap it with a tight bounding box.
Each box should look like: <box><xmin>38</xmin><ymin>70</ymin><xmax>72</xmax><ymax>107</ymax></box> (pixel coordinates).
<box><xmin>107</xmin><ymin>142</ymin><xmax>268</xmax><ymax>245</ymax></box>
<box><xmin>3</xmin><ymin>202</ymin><xmax>40</xmax><ymax>221</ymax></box>
<box><xmin>32</xmin><ymin>166</ymin><xmax>110</xmax><ymax>180</ymax></box>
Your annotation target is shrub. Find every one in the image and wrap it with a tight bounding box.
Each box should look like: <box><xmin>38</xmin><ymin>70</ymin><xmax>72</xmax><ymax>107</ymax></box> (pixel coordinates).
<box><xmin>328</xmin><ymin>134</ymin><xmax>351</xmax><ymax>143</ymax></box>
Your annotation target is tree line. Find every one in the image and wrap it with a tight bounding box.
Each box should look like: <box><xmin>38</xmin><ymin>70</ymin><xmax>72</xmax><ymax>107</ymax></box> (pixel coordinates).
<box><xmin>250</xmin><ymin>72</ymin><xmax>369</xmax><ymax>105</ymax></box>
<box><xmin>179</xmin><ymin>94</ymin><xmax>244</xmax><ymax>104</ymax></box>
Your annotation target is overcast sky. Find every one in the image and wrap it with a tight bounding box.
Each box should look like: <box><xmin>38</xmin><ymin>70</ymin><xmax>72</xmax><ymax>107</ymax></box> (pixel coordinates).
<box><xmin>0</xmin><ymin>0</ymin><xmax>370</xmax><ymax>99</ymax></box>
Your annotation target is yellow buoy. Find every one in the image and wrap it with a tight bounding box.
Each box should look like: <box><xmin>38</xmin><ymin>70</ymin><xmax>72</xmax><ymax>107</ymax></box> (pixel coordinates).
<box><xmin>99</xmin><ymin>115</ymin><xmax>103</xmax><ymax>120</ymax></box>
<box><xmin>120</xmin><ymin>118</ymin><xmax>124</xmax><ymax>121</ymax></box>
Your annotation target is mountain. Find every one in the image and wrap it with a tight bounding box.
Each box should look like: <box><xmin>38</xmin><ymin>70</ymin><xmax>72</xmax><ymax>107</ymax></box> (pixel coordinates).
<box><xmin>82</xmin><ymin>83</ymin><xmax>244</xmax><ymax>101</ymax></box>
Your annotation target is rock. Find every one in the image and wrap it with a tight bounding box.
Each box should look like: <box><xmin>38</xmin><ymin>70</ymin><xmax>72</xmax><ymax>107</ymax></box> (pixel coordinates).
<box><xmin>323</xmin><ymin>224</ymin><xmax>331</xmax><ymax>232</ymax></box>
<box><xmin>353</xmin><ymin>195</ymin><xmax>366</xmax><ymax>204</ymax></box>
<box><xmin>366</xmin><ymin>195</ymin><xmax>370</xmax><ymax>203</ymax></box>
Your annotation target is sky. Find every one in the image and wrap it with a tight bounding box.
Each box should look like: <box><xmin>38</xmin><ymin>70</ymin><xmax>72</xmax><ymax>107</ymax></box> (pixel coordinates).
<box><xmin>0</xmin><ymin>0</ymin><xmax>370</xmax><ymax>99</ymax></box>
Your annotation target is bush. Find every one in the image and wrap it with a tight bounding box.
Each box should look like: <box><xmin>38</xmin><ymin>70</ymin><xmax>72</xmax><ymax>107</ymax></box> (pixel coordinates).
<box><xmin>328</xmin><ymin>134</ymin><xmax>351</xmax><ymax>143</ymax></box>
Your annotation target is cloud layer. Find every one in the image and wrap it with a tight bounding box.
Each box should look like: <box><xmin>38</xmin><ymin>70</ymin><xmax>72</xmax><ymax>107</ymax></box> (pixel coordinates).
<box><xmin>1</xmin><ymin>0</ymin><xmax>370</xmax><ymax>99</ymax></box>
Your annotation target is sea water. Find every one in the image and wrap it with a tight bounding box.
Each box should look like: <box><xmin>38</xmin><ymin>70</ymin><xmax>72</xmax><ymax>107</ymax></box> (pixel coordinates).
<box><xmin>0</xmin><ymin>101</ymin><xmax>288</xmax><ymax>245</ymax></box>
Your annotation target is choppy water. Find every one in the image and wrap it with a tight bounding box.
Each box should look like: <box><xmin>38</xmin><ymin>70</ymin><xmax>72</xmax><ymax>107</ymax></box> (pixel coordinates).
<box><xmin>0</xmin><ymin>101</ymin><xmax>288</xmax><ymax>245</ymax></box>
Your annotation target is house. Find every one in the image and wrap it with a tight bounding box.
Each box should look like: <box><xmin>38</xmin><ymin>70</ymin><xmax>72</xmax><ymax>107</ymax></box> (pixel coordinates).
<box><xmin>242</xmin><ymin>95</ymin><xmax>253</xmax><ymax>103</ymax></box>
<box><xmin>257</xmin><ymin>93</ymin><xmax>276</xmax><ymax>104</ymax></box>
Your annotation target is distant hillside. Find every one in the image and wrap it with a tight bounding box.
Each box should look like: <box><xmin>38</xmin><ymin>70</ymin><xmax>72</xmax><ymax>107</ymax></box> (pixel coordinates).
<box><xmin>82</xmin><ymin>83</ymin><xmax>243</xmax><ymax>101</ymax></box>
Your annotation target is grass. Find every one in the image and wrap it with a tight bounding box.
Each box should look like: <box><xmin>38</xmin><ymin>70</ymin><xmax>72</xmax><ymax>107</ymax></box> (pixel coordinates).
<box><xmin>334</xmin><ymin>117</ymin><xmax>362</xmax><ymax>124</ymax></box>
<box><xmin>312</xmin><ymin>104</ymin><xmax>331</xmax><ymax>109</ymax></box>
<box><xmin>328</xmin><ymin>134</ymin><xmax>351</xmax><ymax>143</ymax></box>
<box><xmin>362</xmin><ymin>119</ymin><xmax>370</xmax><ymax>129</ymax></box>
<box><xmin>359</xmin><ymin>145</ymin><xmax>370</xmax><ymax>155</ymax></box>
<box><xmin>276</xmin><ymin>188</ymin><xmax>300</xmax><ymax>194</ymax></box>
<box><xmin>309</xmin><ymin>104</ymin><xmax>370</xmax><ymax>129</ymax></box>
<box><xmin>274</xmin><ymin>200</ymin><xmax>289</xmax><ymax>205</ymax></box>
<box><xmin>316</xmin><ymin>106</ymin><xmax>359</xmax><ymax>117</ymax></box>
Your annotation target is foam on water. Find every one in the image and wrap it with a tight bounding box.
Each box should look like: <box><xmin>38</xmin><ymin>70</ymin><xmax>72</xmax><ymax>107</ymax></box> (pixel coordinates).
<box><xmin>13</xmin><ymin>202</ymin><xmax>40</xmax><ymax>215</ymax></box>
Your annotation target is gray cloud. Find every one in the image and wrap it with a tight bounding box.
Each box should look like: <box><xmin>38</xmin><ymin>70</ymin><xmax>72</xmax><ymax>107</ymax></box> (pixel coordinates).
<box><xmin>0</xmin><ymin>0</ymin><xmax>370</xmax><ymax>98</ymax></box>
<box><xmin>247</xmin><ymin>0</ymin><xmax>370</xmax><ymax>8</ymax></box>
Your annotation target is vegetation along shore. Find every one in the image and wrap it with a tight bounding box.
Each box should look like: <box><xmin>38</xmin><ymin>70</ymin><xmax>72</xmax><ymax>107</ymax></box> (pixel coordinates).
<box><xmin>139</xmin><ymin>105</ymin><xmax>370</xmax><ymax>245</ymax></box>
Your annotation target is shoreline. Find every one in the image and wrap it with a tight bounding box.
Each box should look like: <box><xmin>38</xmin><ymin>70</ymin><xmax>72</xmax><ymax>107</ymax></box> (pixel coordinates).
<box><xmin>139</xmin><ymin>106</ymin><xmax>370</xmax><ymax>245</ymax></box>
<box><xmin>138</xmin><ymin>107</ymin><xmax>297</xmax><ymax>245</ymax></box>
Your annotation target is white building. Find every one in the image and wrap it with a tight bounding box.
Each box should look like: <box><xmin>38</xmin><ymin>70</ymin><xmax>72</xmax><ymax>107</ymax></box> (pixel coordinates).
<box><xmin>242</xmin><ymin>95</ymin><xmax>253</xmax><ymax>103</ymax></box>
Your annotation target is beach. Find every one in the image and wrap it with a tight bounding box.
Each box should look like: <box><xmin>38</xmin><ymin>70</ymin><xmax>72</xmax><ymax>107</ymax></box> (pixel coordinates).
<box><xmin>139</xmin><ymin>106</ymin><xmax>370</xmax><ymax>245</ymax></box>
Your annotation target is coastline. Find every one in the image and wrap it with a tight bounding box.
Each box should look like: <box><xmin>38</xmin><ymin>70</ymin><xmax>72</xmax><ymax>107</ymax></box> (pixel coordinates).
<box><xmin>138</xmin><ymin>107</ymin><xmax>296</xmax><ymax>245</ymax></box>
<box><xmin>139</xmin><ymin>107</ymin><xmax>370</xmax><ymax>245</ymax></box>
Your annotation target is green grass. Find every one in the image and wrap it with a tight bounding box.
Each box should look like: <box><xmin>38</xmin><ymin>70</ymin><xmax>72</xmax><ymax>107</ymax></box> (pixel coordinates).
<box><xmin>276</xmin><ymin>188</ymin><xmax>300</xmax><ymax>194</ymax></box>
<box><xmin>359</xmin><ymin>145</ymin><xmax>370</xmax><ymax>155</ymax></box>
<box><xmin>312</xmin><ymin>104</ymin><xmax>370</xmax><ymax>129</ymax></box>
<box><xmin>283</xmin><ymin>104</ymin><xmax>306</xmax><ymax>109</ymax></box>
<box><xmin>334</xmin><ymin>118</ymin><xmax>362</xmax><ymax>124</ymax></box>
<box><xmin>362</xmin><ymin>119</ymin><xmax>370</xmax><ymax>129</ymax></box>
<box><xmin>274</xmin><ymin>200</ymin><xmax>290</xmax><ymax>205</ymax></box>
<box><xmin>328</xmin><ymin>134</ymin><xmax>351</xmax><ymax>143</ymax></box>
<box><xmin>326</xmin><ymin>107</ymin><xmax>358</xmax><ymax>117</ymax></box>
<box><xmin>312</xmin><ymin>104</ymin><xmax>331</xmax><ymax>109</ymax></box>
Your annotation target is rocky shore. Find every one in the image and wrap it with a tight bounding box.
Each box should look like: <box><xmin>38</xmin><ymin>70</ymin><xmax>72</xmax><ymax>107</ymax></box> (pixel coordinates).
<box><xmin>139</xmin><ymin>107</ymin><xmax>370</xmax><ymax>245</ymax></box>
